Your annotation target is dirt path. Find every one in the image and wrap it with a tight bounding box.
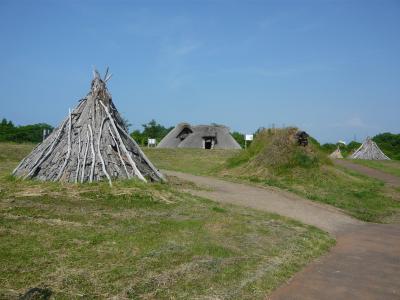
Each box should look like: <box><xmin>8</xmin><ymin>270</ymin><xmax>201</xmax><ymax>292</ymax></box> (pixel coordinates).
<box><xmin>164</xmin><ymin>170</ymin><xmax>400</xmax><ymax>299</ymax></box>
<box><xmin>334</xmin><ymin>159</ymin><xmax>400</xmax><ymax>187</ymax></box>
<box><xmin>164</xmin><ymin>170</ymin><xmax>359</xmax><ymax>235</ymax></box>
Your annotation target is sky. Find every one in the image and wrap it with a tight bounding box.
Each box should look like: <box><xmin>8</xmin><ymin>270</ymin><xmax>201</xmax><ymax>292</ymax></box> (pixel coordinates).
<box><xmin>0</xmin><ymin>0</ymin><xmax>399</xmax><ymax>144</ymax></box>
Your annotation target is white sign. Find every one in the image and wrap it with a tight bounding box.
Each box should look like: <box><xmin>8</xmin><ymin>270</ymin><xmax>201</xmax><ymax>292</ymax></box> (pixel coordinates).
<box><xmin>245</xmin><ymin>134</ymin><xmax>253</xmax><ymax>141</ymax></box>
<box><xmin>148</xmin><ymin>138</ymin><xmax>156</xmax><ymax>145</ymax></box>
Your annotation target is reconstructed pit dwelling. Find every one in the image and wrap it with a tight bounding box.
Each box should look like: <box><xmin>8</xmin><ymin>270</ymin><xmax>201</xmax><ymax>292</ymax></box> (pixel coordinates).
<box><xmin>157</xmin><ymin>123</ymin><xmax>241</xmax><ymax>150</ymax></box>
<box><xmin>350</xmin><ymin>137</ymin><xmax>390</xmax><ymax>160</ymax></box>
<box><xmin>13</xmin><ymin>70</ymin><xmax>164</xmax><ymax>185</ymax></box>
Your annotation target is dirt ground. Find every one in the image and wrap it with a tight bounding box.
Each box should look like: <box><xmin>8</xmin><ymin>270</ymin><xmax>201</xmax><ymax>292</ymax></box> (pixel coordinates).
<box><xmin>165</xmin><ymin>170</ymin><xmax>400</xmax><ymax>300</ymax></box>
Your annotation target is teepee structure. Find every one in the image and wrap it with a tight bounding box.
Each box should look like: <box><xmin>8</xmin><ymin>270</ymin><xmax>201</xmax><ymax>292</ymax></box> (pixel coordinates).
<box><xmin>350</xmin><ymin>137</ymin><xmax>390</xmax><ymax>160</ymax></box>
<box><xmin>13</xmin><ymin>69</ymin><xmax>164</xmax><ymax>185</ymax></box>
<box><xmin>329</xmin><ymin>147</ymin><xmax>343</xmax><ymax>159</ymax></box>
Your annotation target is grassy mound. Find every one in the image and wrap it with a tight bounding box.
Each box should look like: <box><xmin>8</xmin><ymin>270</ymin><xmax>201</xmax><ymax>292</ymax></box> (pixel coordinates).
<box><xmin>227</xmin><ymin>128</ymin><xmax>328</xmax><ymax>174</ymax></box>
<box><xmin>223</xmin><ymin>128</ymin><xmax>400</xmax><ymax>223</ymax></box>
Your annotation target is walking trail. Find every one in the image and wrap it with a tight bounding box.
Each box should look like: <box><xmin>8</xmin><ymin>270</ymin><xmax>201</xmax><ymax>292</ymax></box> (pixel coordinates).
<box><xmin>164</xmin><ymin>170</ymin><xmax>400</xmax><ymax>300</ymax></box>
<box><xmin>334</xmin><ymin>159</ymin><xmax>400</xmax><ymax>187</ymax></box>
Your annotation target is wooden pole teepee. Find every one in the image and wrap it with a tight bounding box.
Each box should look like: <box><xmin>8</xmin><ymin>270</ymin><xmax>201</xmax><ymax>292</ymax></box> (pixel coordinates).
<box><xmin>13</xmin><ymin>69</ymin><xmax>165</xmax><ymax>185</ymax></box>
<box><xmin>350</xmin><ymin>137</ymin><xmax>390</xmax><ymax>160</ymax></box>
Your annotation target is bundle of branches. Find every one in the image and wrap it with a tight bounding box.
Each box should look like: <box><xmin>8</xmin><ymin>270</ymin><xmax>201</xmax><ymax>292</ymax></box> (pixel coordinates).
<box><xmin>13</xmin><ymin>69</ymin><xmax>164</xmax><ymax>185</ymax></box>
<box><xmin>350</xmin><ymin>137</ymin><xmax>390</xmax><ymax>160</ymax></box>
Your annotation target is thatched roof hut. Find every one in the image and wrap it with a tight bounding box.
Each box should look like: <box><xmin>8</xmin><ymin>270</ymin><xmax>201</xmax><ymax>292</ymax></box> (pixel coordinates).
<box><xmin>350</xmin><ymin>137</ymin><xmax>390</xmax><ymax>160</ymax></box>
<box><xmin>329</xmin><ymin>147</ymin><xmax>343</xmax><ymax>159</ymax></box>
<box><xmin>157</xmin><ymin>123</ymin><xmax>241</xmax><ymax>149</ymax></box>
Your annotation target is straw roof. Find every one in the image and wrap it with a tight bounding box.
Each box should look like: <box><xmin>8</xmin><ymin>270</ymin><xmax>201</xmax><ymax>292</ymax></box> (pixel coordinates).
<box><xmin>329</xmin><ymin>147</ymin><xmax>343</xmax><ymax>159</ymax></box>
<box><xmin>157</xmin><ymin>123</ymin><xmax>241</xmax><ymax>149</ymax></box>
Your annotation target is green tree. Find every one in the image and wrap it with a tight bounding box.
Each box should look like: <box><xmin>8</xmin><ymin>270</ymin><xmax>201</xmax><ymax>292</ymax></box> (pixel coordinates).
<box><xmin>231</xmin><ymin>131</ymin><xmax>245</xmax><ymax>148</ymax></box>
<box><xmin>0</xmin><ymin>118</ymin><xmax>53</xmax><ymax>143</ymax></box>
<box><xmin>373</xmin><ymin>133</ymin><xmax>400</xmax><ymax>160</ymax></box>
<box><xmin>130</xmin><ymin>120</ymin><xmax>173</xmax><ymax>146</ymax></box>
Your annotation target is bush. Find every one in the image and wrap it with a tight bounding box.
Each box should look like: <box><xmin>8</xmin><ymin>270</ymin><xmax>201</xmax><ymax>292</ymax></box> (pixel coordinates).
<box><xmin>130</xmin><ymin>120</ymin><xmax>173</xmax><ymax>146</ymax></box>
<box><xmin>0</xmin><ymin>118</ymin><xmax>53</xmax><ymax>143</ymax></box>
<box><xmin>373</xmin><ymin>132</ymin><xmax>400</xmax><ymax>160</ymax></box>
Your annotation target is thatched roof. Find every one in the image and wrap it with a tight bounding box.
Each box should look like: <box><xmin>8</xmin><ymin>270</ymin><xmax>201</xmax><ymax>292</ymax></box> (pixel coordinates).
<box><xmin>13</xmin><ymin>70</ymin><xmax>164</xmax><ymax>185</ymax></box>
<box><xmin>350</xmin><ymin>137</ymin><xmax>390</xmax><ymax>160</ymax></box>
<box><xmin>329</xmin><ymin>147</ymin><xmax>343</xmax><ymax>159</ymax></box>
<box><xmin>157</xmin><ymin>123</ymin><xmax>241</xmax><ymax>149</ymax></box>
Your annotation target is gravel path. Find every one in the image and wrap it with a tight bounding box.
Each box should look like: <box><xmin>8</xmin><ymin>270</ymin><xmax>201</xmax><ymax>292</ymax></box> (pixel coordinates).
<box><xmin>164</xmin><ymin>170</ymin><xmax>400</xmax><ymax>299</ymax></box>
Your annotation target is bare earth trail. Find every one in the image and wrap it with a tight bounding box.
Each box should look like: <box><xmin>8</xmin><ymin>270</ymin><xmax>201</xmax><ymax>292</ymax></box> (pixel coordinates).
<box><xmin>164</xmin><ymin>170</ymin><xmax>400</xmax><ymax>299</ymax></box>
<box><xmin>334</xmin><ymin>159</ymin><xmax>400</xmax><ymax>187</ymax></box>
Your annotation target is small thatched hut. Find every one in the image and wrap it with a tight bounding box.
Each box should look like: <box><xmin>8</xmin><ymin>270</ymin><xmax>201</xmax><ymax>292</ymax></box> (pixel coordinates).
<box><xmin>329</xmin><ymin>147</ymin><xmax>343</xmax><ymax>159</ymax></box>
<box><xmin>157</xmin><ymin>123</ymin><xmax>241</xmax><ymax>149</ymax></box>
<box><xmin>350</xmin><ymin>137</ymin><xmax>390</xmax><ymax>160</ymax></box>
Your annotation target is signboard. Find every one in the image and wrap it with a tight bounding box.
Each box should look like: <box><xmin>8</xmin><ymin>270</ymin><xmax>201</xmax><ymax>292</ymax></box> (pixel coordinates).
<box><xmin>148</xmin><ymin>138</ymin><xmax>156</xmax><ymax>147</ymax></box>
<box><xmin>245</xmin><ymin>134</ymin><xmax>253</xmax><ymax>141</ymax></box>
<box><xmin>244</xmin><ymin>134</ymin><xmax>253</xmax><ymax>149</ymax></box>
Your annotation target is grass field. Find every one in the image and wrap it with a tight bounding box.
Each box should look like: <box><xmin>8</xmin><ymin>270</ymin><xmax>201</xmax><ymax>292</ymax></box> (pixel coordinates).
<box><xmin>144</xmin><ymin>148</ymin><xmax>239</xmax><ymax>175</ymax></box>
<box><xmin>0</xmin><ymin>143</ymin><xmax>334</xmax><ymax>299</ymax></box>
<box><xmin>144</xmin><ymin>147</ymin><xmax>400</xmax><ymax>223</ymax></box>
<box><xmin>351</xmin><ymin>159</ymin><xmax>400</xmax><ymax>178</ymax></box>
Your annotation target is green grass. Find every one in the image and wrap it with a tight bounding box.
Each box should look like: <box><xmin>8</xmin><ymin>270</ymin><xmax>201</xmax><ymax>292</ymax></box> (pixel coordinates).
<box><xmin>144</xmin><ymin>148</ymin><xmax>239</xmax><ymax>175</ymax></box>
<box><xmin>0</xmin><ymin>143</ymin><xmax>334</xmax><ymax>299</ymax></box>
<box><xmin>231</xmin><ymin>165</ymin><xmax>400</xmax><ymax>223</ymax></box>
<box><xmin>145</xmin><ymin>142</ymin><xmax>400</xmax><ymax>223</ymax></box>
<box><xmin>351</xmin><ymin>159</ymin><xmax>400</xmax><ymax>178</ymax></box>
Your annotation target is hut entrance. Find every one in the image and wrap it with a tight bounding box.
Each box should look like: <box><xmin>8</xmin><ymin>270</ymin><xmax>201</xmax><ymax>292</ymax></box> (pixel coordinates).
<box><xmin>203</xmin><ymin>137</ymin><xmax>215</xmax><ymax>149</ymax></box>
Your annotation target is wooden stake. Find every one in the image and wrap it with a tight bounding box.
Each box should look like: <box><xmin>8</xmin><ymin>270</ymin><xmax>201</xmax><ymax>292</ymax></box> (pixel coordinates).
<box><xmin>88</xmin><ymin>124</ymin><xmax>96</xmax><ymax>183</ymax></box>
<box><xmin>56</xmin><ymin>108</ymin><xmax>72</xmax><ymax>181</ymax></box>
<box><xmin>108</xmin><ymin>124</ymin><xmax>130</xmax><ymax>179</ymax></box>
<box><xmin>81</xmin><ymin>131</ymin><xmax>89</xmax><ymax>183</ymax></box>
<box><xmin>75</xmin><ymin>129</ymin><xmax>81</xmax><ymax>183</ymax></box>
<box><xmin>97</xmin><ymin>117</ymin><xmax>112</xmax><ymax>186</ymax></box>
<box><xmin>99</xmin><ymin>100</ymin><xmax>146</xmax><ymax>182</ymax></box>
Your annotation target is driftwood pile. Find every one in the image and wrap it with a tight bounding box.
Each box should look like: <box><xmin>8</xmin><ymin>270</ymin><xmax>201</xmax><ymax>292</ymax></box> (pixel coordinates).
<box><xmin>13</xmin><ymin>70</ymin><xmax>164</xmax><ymax>185</ymax></box>
<box><xmin>350</xmin><ymin>137</ymin><xmax>390</xmax><ymax>160</ymax></box>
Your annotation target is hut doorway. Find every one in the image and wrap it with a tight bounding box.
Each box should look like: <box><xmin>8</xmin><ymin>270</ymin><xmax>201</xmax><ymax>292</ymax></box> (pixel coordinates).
<box><xmin>203</xmin><ymin>137</ymin><xmax>215</xmax><ymax>149</ymax></box>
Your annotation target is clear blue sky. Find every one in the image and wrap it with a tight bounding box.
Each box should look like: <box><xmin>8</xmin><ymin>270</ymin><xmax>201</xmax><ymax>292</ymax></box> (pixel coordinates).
<box><xmin>0</xmin><ymin>0</ymin><xmax>399</xmax><ymax>143</ymax></box>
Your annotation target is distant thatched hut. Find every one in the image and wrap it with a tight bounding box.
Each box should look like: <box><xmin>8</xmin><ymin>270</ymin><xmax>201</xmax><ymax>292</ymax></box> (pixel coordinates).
<box><xmin>329</xmin><ymin>147</ymin><xmax>343</xmax><ymax>159</ymax></box>
<box><xmin>157</xmin><ymin>123</ymin><xmax>241</xmax><ymax>149</ymax></box>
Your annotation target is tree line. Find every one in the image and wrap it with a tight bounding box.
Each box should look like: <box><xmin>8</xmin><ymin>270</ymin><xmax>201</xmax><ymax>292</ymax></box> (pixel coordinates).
<box><xmin>0</xmin><ymin>118</ymin><xmax>53</xmax><ymax>143</ymax></box>
<box><xmin>1</xmin><ymin>117</ymin><xmax>399</xmax><ymax>159</ymax></box>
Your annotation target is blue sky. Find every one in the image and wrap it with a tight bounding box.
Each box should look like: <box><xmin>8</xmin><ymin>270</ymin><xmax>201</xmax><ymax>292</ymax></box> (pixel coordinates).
<box><xmin>0</xmin><ymin>0</ymin><xmax>399</xmax><ymax>143</ymax></box>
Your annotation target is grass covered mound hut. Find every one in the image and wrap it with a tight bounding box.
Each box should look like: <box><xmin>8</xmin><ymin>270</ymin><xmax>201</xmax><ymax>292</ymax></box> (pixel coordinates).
<box><xmin>350</xmin><ymin>137</ymin><xmax>390</xmax><ymax>160</ymax></box>
<box><xmin>157</xmin><ymin>122</ymin><xmax>241</xmax><ymax>149</ymax></box>
<box><xmin>13</xmin><ymin>70</ymin><xmax>164</xmax><ymax>185</ymax></box>
<box><xmin>225</xmin><ymin>127</ymin><xmax>328</xmax><ymax>176</ymax></box>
